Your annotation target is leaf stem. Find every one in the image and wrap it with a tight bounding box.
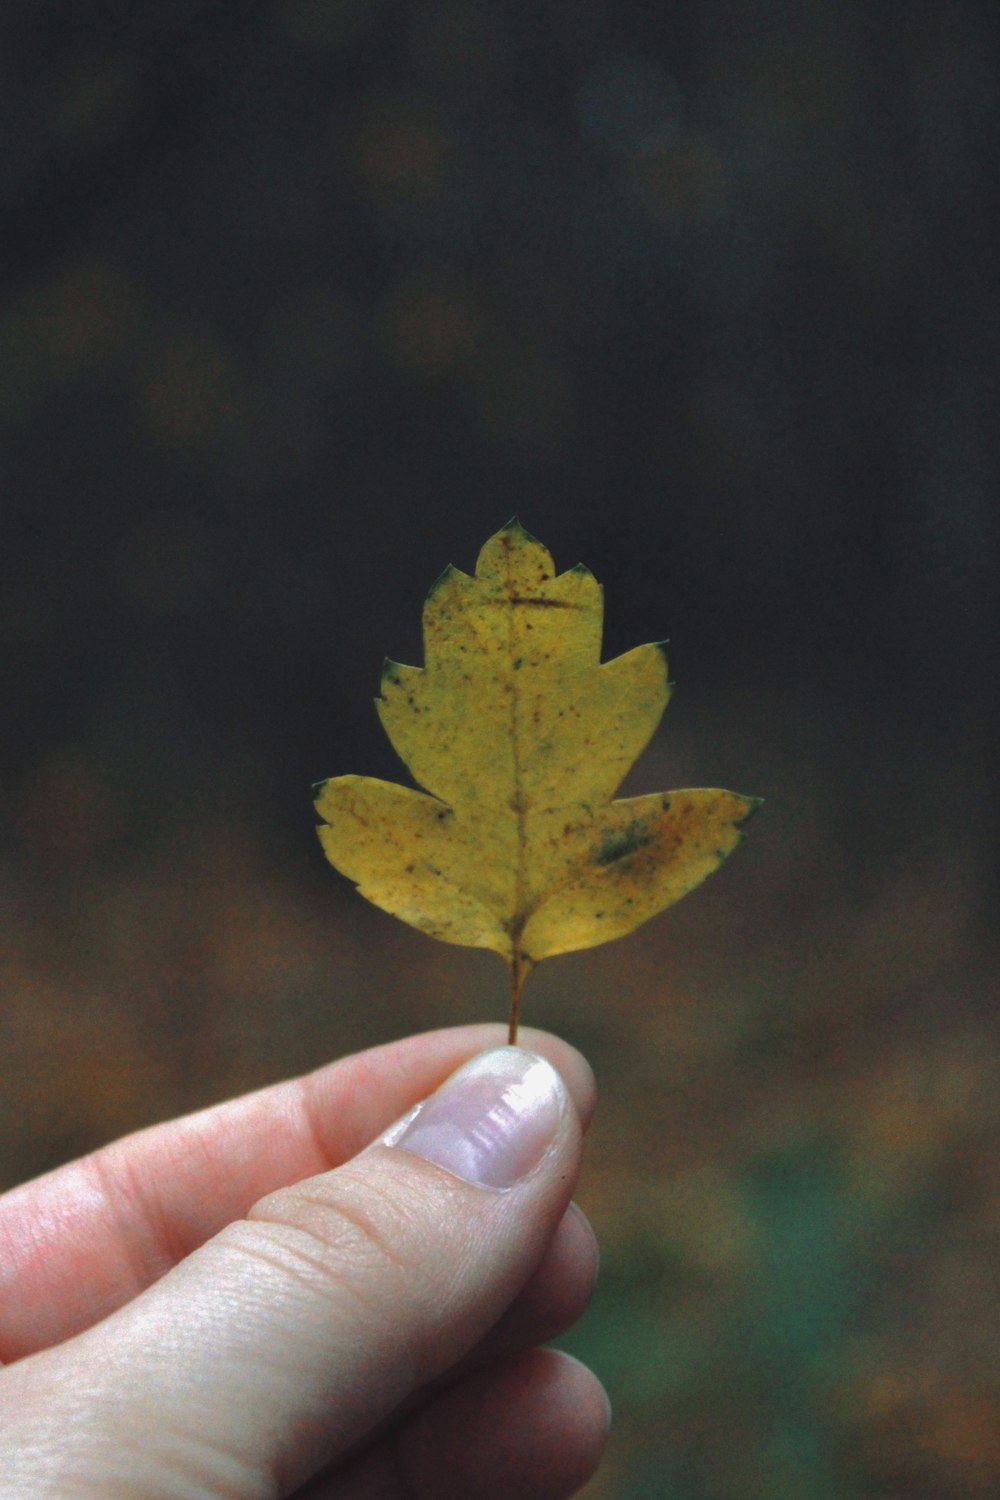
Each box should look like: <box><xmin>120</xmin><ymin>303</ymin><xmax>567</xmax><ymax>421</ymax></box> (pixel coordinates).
<box><xmin>508</xmin><ymin>949</ymin><xmax>530</xmax><ymax>1045</ymax></box>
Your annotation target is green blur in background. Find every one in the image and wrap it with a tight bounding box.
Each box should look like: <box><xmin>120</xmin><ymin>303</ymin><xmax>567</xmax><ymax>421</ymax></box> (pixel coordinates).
<box><xmin>1</xmin><ymin>2</ymin><xmax>998</xmax><ymax>1495</ymax></box>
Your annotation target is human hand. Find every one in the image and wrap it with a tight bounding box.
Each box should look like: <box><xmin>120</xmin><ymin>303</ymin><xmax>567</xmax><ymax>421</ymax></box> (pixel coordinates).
<box><xmin>0</xmin><ymin>1025</ymin><xmax>608</xmax><ymax>1498</ymax></box>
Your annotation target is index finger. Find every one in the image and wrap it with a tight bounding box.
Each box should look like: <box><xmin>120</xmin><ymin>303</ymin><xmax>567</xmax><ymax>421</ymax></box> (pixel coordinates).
<box><xmin>0</xmin><ymin>1024</ymin><xmax>594</xmax><ymax>1362</ymax></box>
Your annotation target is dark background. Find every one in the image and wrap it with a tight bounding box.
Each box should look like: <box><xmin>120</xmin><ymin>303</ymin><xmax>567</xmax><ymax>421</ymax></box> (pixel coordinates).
<box><xmin>2</xmin><ymin>2</ymin><xmax>998</xmax><ymax>1495</ymax></box>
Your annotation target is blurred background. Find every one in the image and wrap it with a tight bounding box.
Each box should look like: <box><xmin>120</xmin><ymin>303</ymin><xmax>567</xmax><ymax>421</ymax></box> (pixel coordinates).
<box><xmin>2</xmin><ymin>1</ymin><xmax>998</xmax><ymax>1494</ymax></box>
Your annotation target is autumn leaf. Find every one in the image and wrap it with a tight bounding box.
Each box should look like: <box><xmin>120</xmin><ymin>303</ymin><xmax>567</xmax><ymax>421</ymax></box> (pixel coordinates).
<box><xmin>315</xmin><ymin>520</ymin><xmax>760</xmax><ymax>1041</ymax></box>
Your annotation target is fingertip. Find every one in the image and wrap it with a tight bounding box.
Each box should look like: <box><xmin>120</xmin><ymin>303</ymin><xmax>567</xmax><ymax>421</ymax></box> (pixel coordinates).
<box><xmin>527</xmin><ymin>1201</ymin><xmax>600</xmax><ymax>1335</ymax></box>
<box><xmin>462</xmin><ymin>1200</ymin><xmax>599</xmax><ymax>1366</ymax></box>
<box><xmin>548</xmin><ymin>1347</ymin><xmax>612</xmax><ymax>1438</ymax></box>
<box><xmin>396</xmin><ymin>1346</ymin><xmax>611</xmax><ymax>1500</ymax></box>
<box><xmin>513</xmin><ymin>1028</ymin><xmax>597</xmax><ymax>1129</ymax></box>
<box><xmin>562</xmin><ymin>1200</ymin><xmax>600</xmax><ymax>1287</ymax></box>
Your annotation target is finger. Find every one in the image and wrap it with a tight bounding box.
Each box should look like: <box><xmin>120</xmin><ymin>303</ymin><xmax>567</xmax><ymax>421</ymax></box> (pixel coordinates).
<box><xmin>317</xmin><ymin>1199</ymin><xmax>599</xmax><ymax>1478</ymax></box>
<box><xmin>300</xmin><ymin>1350</ymin><xmax>611</xmax><ymax>1500</ymax></box>
<box><xmin>467</xmin><ymin>1201</ymin><xmax>598</xmax><ymax>1367</ymax></box>
<box><xmin>0</xmin><ymin>1024</ymin><xmax>594</xmax><ymax>1360</ymax></box>
<box><xmin>3</xmin><ymin>1047</ymin><xmax>589</xmax><ymax>1499</ymax></box>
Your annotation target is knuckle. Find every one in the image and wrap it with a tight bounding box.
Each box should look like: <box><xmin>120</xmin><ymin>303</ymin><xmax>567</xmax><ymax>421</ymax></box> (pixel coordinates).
<box><xmin>241</xmin><ymin>1170</ymin><xmax>423</xmax><ymax>1306</ymax></box>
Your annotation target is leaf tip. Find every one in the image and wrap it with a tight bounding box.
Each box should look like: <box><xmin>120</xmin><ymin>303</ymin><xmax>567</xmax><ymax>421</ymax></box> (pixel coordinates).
<box><xmin>500</xmin><ymin>513</ymin><xmax>548</xmax><ymax>549</ymax></box>
<box><xmin>737</xmin><ymin>795</ymin><xmax>765</xmax><ymax>830</ymax></box>
<box><xmin>651</xmin><ymin>639</ymin><xmax>672</xmax><ymax>686</ymax></box>
<box><xmin>425</xmin><ymin>561</ymin><xmax>463</xmax><ymax>601</ymax></box>
<box><xmin>476</xmin><ymin>517</ymin><xmax>554</xmax><ymax>583</ymax></box>
<box><xmin>498</xmin><ymin>514</ymin><xmax>543</xmax><ymax>545</ymax></box>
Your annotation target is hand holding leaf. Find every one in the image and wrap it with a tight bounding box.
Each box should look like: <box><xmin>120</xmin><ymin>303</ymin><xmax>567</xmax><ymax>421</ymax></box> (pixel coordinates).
<box><xmin>315</xmin><ymin>521</ymin><xmax>759</xmax><ymax>1041</ymax></box>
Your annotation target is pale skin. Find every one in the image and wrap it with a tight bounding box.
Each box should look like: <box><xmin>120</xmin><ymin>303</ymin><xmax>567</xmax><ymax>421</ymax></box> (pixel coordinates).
<box><xmin>0</xmin><ymin>1025</ymin><xmax>609</xmax><ymax>1499</ymax></box>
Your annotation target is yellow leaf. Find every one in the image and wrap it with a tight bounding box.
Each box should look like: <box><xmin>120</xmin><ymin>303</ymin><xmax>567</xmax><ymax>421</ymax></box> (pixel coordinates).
<box><xmin>315</xmin><ymin>520</ymin><xmax>760</xmax><ymax>1040</ymax></box>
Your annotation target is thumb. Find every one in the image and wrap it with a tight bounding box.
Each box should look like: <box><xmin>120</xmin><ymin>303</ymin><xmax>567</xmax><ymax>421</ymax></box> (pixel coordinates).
<box><xmin>3</xmin><ymin>1046</ymin><xmax>589</xmax><ymax>1499</ymax></box>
